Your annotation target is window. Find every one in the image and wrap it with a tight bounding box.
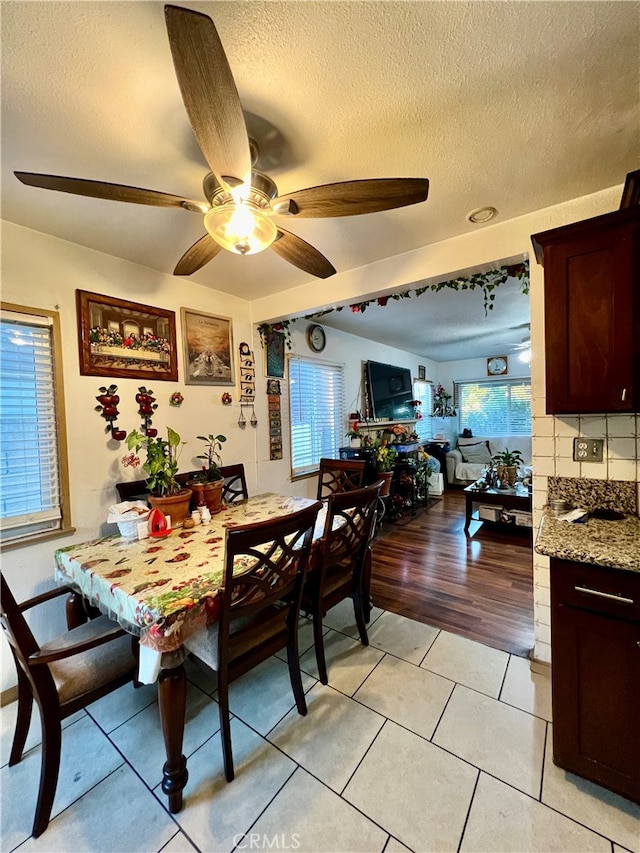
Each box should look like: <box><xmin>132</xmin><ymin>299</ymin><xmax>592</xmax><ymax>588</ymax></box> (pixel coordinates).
<box><xmin>455</xmin><ymin>378</ymin><xmax>531</xmax><ymax>435</ymax></box>
<box><xmin>289</xmin><ymin>356</ymin><xmax>345</xmax><ymax>477</ymax></box>
<box><xmin>412</xmin><ymin>380</ymin><xmax>433</xmax><ymax>443</ymax></box>
<box><xmin>0</xmin><ymin>304</ymin><xmax>71</xmax><ymax>546</ymax></box>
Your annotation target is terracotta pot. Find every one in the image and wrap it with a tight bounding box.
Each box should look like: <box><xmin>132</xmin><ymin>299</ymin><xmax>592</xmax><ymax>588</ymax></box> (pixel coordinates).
<box><xmin>148</xmin><ymin>488</ymin><xmax>193</xmax><ymax>526</ymax></box>
<box><xmin>377</xmin><ymin>471</ymin><xmax>393</xmax><ymax>497</ymax></box>
<box><xmin>202</xmin><ymin>479</ymin><xmax>224</xmax><ymax>515</ymax></box>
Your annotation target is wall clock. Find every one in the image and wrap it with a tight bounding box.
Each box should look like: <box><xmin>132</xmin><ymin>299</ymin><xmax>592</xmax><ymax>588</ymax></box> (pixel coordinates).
<box><xmin>487</xmin><ymin>355</ymin><xmax>508</xmax><ymax>376</ymax></box>
<box><xmin>307</xmin><ymin>324</ymin><xmax>326</xmax><ymax>353</ymax></box>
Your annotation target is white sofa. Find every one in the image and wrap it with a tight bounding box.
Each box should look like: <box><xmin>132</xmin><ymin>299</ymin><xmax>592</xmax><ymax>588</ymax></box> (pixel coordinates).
<box><xmin>446</xmin><ymin>436</ymin><xmax>532</xmax><ymax>486</ymax></box>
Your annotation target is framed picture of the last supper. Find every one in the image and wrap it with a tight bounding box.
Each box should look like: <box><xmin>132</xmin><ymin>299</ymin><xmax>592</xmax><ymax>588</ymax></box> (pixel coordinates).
<box><xmin>76</xmin><ymin>290</ymin><xmax>178</xmax><ymax>381</ymax></box>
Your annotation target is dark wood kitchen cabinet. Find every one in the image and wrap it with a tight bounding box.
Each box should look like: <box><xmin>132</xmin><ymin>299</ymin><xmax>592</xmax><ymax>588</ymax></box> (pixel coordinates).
<box><xmin>532</xmin><ymin>207</ymin><xmax>640</xmax><ymax>415</ymax></box>
<box><xmin>550</xmin><ymin>558</ymin><xmax>640</xmax><ymax>804</ymax></box>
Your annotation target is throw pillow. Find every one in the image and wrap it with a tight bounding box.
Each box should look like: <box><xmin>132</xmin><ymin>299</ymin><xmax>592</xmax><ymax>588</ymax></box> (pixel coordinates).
<box><xmin>458</xmin><ymin>439</ymin><xmax>492</xmax><ymax>464</ymax></box>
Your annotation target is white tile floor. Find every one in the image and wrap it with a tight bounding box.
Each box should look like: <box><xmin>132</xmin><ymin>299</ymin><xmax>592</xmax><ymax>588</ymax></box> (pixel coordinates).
<box><xmin>2</xmin><ymin>599</ymin><xmax>639</xmax><ymax>853</ymax></box>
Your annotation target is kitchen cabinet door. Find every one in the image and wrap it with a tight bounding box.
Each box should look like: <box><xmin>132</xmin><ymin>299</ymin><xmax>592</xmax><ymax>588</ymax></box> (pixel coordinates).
<box><xmin>532</xmin><ymin>208</ymin><xmax>639</xmax><ymax>414</ymax></box>
<box><xmin>551</xmin><ymin>572</ymin><xmax>640</xmax><ymax>803</ymax></box>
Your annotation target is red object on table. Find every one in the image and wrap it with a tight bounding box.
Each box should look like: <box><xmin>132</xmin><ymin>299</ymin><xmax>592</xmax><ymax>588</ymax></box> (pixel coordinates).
<box><xmin>147</xmin><ymin>508</ymin><xmax>168</xmax><ymax>536</ymax></box>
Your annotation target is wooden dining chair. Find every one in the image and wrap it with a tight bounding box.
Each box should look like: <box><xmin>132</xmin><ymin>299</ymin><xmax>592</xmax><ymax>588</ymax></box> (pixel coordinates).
<box><xmin>303</xmin><ymin>481</ymin><xmax>382</xmax><ymax>685</ymax></box>
<box><xmin>0</xmin><ymin>576</ymin><xmax>138</xmax><ymax>838</ymax></box>
<box><xmin>115</xmin><ymin>479</ymin><xmax>150</xmax><ymax>502</ymax></box>
<box><xmin>175</xmin><ymin>464</ymin><xmax>248</xmax><ymax>509</ymax></box>
<box><xmin>184</xmin><ymin>501</ymin><xmax>322</xmax><ymax>782</ymax></box>
<box><xmin>218</xmin><ymin>463</ymin><xmax>249</xmax><ymax>503</ymax></box>
<box><xmin>316</xmin><ymin>458</ymin><xmax>366</xmax><ymax>499</ymax></box>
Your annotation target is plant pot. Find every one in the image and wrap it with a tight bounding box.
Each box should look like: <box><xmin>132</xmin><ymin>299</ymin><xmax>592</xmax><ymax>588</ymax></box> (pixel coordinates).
<box><xmin>505</xmin><ymin>465</ymin><xmax>518</xmax><ymax>487</ymax></box>
<box><xmin>377</xmin><ymin>471</ymin><xmax>393</xmax><ymax>497</ymax></box>
<box><xmin>202</xmin><ymin>479</ymin><xmax>224</xmax><ymax>515</ymax></box>
<box><xmin>350</xmin><ymin>437</ymin><xmax>362</xmax><ymax>448</ymax></box>
<box><xmin>148</xmin><ymin>488</ymin><xmax>193</xmax><ymax>526</ymax></box>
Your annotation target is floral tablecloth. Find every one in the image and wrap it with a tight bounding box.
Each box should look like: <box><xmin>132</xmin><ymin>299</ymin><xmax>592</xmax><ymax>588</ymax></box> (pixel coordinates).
<box><xmin>54</xmin><ymin>493</ymin><xmax>323</xmax><ymax>670</ymax></box>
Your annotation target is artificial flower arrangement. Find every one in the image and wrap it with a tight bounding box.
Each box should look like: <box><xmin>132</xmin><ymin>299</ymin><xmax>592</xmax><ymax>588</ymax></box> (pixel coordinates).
<box><xmin>345</xmin><ymin>419</ymin><xmax>362</xmax><ymax>440</ymax></box>
<box><xmin>432</xmin><ymin>384</ymin><xmax>456</xmax><ymax>417</ymax></box>
<box><xmin>409</xmin><ymin>399</ymin><xmax>423</xmax><ymax>420</ymax></box>
<box><xmin>372</xmin><ymin>440</ymin><xmax>398</xmax><ymax>472</ymax></box>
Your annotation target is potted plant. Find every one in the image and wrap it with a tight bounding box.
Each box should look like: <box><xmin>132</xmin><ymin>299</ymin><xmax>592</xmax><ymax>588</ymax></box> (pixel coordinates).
<box><xmin>490</xmin><ymin>448</ymin><xmax>524</xmax><ymax>487</ymax></box>
<box><xmin>189</xmin><ymin>433</ymin><xmax>227</xmax><ymax>514</ymax></box>
<box><xmin>345</xmin><ymin>420</ymin><xmax>363</xmax><ymax>447</ymax></box>
<box><xmin>124</xmin><ymin>427</ymin><xmax>192</xmax><ymax>523</ymax></box>
<box><xmin>371</xmin><ymin>440</ymin><xmax>398</xmax><ymax>496</ymax></box>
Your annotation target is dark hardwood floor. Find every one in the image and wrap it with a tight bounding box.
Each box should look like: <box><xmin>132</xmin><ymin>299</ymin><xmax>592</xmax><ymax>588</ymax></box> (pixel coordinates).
<box><xmin>370</xmin><ymin>489</ymin><xmax>534</xmax><ymax>657</ymax></box>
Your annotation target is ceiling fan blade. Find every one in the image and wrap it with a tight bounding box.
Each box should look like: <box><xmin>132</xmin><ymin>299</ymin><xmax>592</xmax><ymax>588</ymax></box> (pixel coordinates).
<box><xmin>275</xmin><ymin>178</ymin><xmax>429</xmax><ymax>218</ymax></box>
<box><xmin>270</xmin><ymin>228</ymin><xmax>336</xmax><ymax>279</ymax></box>
<box><xmin>14</xmin><ymin>171</ymin><xmax>204</xmax><ymax>209</ymax></box>
<box><xmin>174</xmin><ymin>234</ymin><xmax>223</xmax><ymax>276</ymax></box>
<box><xmin>165</xmin><ymin>5</ymin><xmax>251</xmax><ymax>188</ymax></box>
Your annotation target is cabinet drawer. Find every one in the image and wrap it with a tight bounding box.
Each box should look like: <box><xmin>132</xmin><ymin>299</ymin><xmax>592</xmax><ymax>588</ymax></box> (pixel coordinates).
<box><xmin>551</xmin><ymin>559</ymin><xmax>640</xmax><ymax>621</ymax></box>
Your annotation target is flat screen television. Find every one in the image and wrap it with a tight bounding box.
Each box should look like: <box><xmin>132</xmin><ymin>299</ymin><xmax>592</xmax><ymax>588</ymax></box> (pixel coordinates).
<box><xmin>365</xmin><ymin>360</ymin><xmax>413</xmax><ymax>421</ymax></box>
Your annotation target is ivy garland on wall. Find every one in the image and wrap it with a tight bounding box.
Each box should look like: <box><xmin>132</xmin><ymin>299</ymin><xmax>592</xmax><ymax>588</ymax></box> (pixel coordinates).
<box><xmin>257</xmin><ymin>261</ymin><xmax>529</xmax><ymax>349</ymax></box>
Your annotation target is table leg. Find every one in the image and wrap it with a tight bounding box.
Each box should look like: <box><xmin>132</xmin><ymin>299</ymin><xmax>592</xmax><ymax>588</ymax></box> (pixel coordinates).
<box><xmin>464</xmin><ymin>496</ymin><xmax>473</xmax><ymax>533</ymax></box>
<box><xmin>158</xmin><ymin>661</ymin><xmax>188</xmax><ymax>813</ymax></box>
<box><xmin>65</xmin><ymin>592</ymin><xmax>88</xmax><ymax>629</ymax></box>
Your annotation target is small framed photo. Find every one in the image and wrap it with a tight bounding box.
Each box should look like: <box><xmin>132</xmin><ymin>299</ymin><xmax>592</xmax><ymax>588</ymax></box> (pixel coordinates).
<box><xmin>417</xmin><ymin>364</ymin><xmax>426</xmax><ymax>381</ymax></box>
<box><xmin>76</xmin><ymin>290</ymin><xmax>178</xmax><ymax>381</ymax></box>
<box><xmin>181</xmin><ymin>308</ymin><xmax>235</xmax><ymax>385</ymax></box>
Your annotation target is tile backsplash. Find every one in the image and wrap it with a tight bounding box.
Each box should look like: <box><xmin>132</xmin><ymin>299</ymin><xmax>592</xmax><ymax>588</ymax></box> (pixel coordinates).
<box><xmin>531</xmin><ymin>412</ymin><xmax>639</xmax><ymax>664</ymax></box>
<box><xmin>532</xmin><ymin>413</ymin><xmax>639</xmax><ymax>483</ymax></box>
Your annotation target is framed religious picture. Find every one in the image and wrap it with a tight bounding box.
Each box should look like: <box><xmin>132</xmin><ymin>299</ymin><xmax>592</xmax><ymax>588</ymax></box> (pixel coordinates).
<box><xmin>181</xmin><ymin>308</ymin><xmax>235</xmax><ymax>385</ymax></box>
<box><xmin>417</xmin><ymin>364</ymin><xmax>426</xmax><ymax>381</ymax></box>
<box><xmin>76</xmin><ymin>290</ymin><xmax>178</xmax><ymax>381</ymax></box>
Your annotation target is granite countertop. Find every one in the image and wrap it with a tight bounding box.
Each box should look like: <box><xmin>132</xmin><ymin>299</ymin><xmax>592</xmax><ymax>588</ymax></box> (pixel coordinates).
<box><xmin>535</xmin><ymin>513</ymin><xmax>640</xmax><ymax>573</ymax></box>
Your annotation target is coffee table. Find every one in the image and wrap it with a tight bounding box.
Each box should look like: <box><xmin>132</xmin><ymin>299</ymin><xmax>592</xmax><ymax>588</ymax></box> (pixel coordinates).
<box><xmin>463</xmin><ymin>483</ymin><xmax>532</xmax><ymax>533</ymax></box>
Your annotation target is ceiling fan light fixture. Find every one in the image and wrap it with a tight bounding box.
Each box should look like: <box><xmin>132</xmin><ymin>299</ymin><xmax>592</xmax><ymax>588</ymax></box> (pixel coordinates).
<box><xmin>518</xmin><ymin>346</ymin><xmax>532</xmax><ymax>364</ymax></box>
<box><xmin>466</xmin><ymin>206</ymin><xmax>497</xmax><ymax>224</ymax></box>
<box><xmin>204</xmin><ymin>198</ymin><xmax>277</xmax><ymax>255</ymax></box>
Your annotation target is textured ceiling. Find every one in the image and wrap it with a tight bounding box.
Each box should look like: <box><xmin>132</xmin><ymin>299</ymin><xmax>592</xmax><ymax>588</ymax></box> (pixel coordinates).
<box><xmin>1</xmin><ymin>1</ymin><xmax>638</xmax><ymax>358</ymax></box>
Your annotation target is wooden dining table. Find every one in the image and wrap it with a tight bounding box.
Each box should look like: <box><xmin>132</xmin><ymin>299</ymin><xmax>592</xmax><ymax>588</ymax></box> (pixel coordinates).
<box><xmin>54</xmin><ymin>492</ymin><xmax>323</xmax><ymax>813</ymax></box>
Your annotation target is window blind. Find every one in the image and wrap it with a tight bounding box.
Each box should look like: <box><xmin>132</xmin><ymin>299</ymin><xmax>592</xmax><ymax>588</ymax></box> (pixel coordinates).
<box><xmin>289</xmin><ymin>356</ymin><xmax>345</xmax><ymax>477</ymax></box>
<box><xmin>412</xmin><ymin>380</ymin><xmax>433</xmax><ymax>443</ymax></box>
<box><xmin>0</xmin><ymin>311</ymin><xmax>63</xmax><ymax>541</ymax></box>
<box><xmin>455</xmin><ymin>378</ymin><xmax>531</xmax><ymax>436</ymax></box>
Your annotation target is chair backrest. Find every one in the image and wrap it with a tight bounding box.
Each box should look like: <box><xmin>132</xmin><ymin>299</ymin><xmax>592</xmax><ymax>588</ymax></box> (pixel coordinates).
<box><xmin>317</xmin><ymin>458</ymin><xmax>366</xmax><ymax>499</ymax></box>
<box><xmin>318</xmin><ymin>480</ymin><xmax>383</xmax><ymax>585</ymax></box>
<box><xmin>175</xmin><ymin>464</ymin><xmax>248</xmax><ymax>510</ymax></box>
<box><xmin>218</xmin><ymin>463</ymin><xmax>249</xmax><ymax>503</ymax></box>
<box><xmin>218</xmin><ymin>502</ymin><xmax>321</xmax><ymax>663</ymax></box>
<box><xmin>222</xmin><ymin>502</ymin><xmax>322</xmax><ymax>617</ymax></box>
<box><xmin>0</xmin><ymin>576</ymin><xmax>40</xmax><ymax>668</ymax></box>
<box><xmin>115</xmin><ymin>479</ymin><xmax>150</xmax><ymax>503</ymax></box>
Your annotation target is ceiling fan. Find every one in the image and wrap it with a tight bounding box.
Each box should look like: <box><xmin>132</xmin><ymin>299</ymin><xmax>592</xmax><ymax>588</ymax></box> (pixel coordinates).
<box><xmin>14</xmin><ymin>5</ymin><xmax>429</xmax><ymax>280</ymax></box>
<box><xmin>511</xmin><ymin>323</ymin><xmax>532</xmax><ymax>363</ymax></box>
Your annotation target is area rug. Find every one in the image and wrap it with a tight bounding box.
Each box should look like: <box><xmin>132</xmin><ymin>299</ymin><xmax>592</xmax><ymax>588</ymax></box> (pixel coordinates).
<box><xmin>381</xmin><ymin>496</ymin><xmax>441</xmax><ymax>528</ymax></box>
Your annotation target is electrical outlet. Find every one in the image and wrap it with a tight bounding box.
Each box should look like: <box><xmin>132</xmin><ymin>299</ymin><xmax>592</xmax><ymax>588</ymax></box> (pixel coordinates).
<box><xmin>573</xmin><ymin>438</ymin><xmax>604</xmax><ymax>463</ymax></box>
